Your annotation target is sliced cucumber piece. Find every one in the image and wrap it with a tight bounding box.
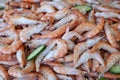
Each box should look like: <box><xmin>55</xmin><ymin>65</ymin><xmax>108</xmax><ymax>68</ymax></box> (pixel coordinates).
<box><xmin>99</xmin><ymin>77</ymin><xmax>107</xmax><ymax>80</ymax></box>
<box><xmin>110</xmin><ymin>65</ymin><xmax>120</xmax><ymax>74</ymax></box>
<box><xmin>27</xmin><ymin>45</ymin><xmax>46</xmax><ymax>61</ymax></box>
<box><xmin>74</xmin><ymin>5</ymin><xmax>92</xmax><ymax>12</ymax></box>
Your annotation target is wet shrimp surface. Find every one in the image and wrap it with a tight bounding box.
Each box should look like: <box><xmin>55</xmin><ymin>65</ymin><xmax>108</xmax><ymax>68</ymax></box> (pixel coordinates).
<box><xmin>0</xmin><ymin>0</ymin><xmax>120</xmax><ymax>80</ymax></box>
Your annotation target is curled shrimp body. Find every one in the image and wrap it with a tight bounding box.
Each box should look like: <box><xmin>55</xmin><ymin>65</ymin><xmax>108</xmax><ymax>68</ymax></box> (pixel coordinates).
<box><xmin>74</xmin><ymin>50</ymin><xmax>104</xmax><ymax>68</ymax></box>
<box><xmin>20</xmin><ymin>22</ymin><xmax>47</xmax><ymax>42</ymax></box>
<box><xmin>0</xmin><ymin>65</ymin><xmax>10</xmax><ymax>80</ymax></box>
<box><xmin>22</xmin><ymin>0</ymin><xmax>40</xmax><ymax>3</ymax></box>
<box><xmin>33</xmin><ymin>20</ymin><xmax>77</xmax><ymax>39</ymax></box>
<box><xmin>79</xmin><ymin>18</ymin><xmax>105</xmax><ymax>41</ymax></box>
<box><xmin>90</xmin><ymin>41</ymin><xmax>118</xmax><ymax>53</ymax></box>
<box><xmin>0</xmin><ymin>40</ymin><xmax>22</xmax><ymax>54</ymax></box>
<box><xmin>65</xmin><ymin>0</ymin><xmax>85</xmax><ymax>5</ymax></box>
<box><xmin>99</xmin><ymin>52</ymin><xmax>120</xmax><ymax>78</ymax></box>
<box><xmin>40</xmin><ymin>65</ymin><xmax>58</xmax><ymax>80</ymax></box>
<box><xmin>62</xmin><ymin>29</ymin><xmax>82</xmax><ymax>50</ymax></box>
<box><xmin>53</xmin><ymin>65</ymin><xmax>86</xmax><ymax>75</ymax></box>
<box><xmin>73</xmin><ymin>36</ymin><xmax>103</xmax><ymax>66</ymax></box>
<box><xmin>43</xmin><ymin>39</ymin><xmax>68</xmax><ymax>62</ymax></box>
<box><xmin>50</xmin><ymin>14</ymin><xmax>78</xmax><ymax>30</ymax></box>
<box><xmin>104</xmin><ymin>22</ymin><xmax>119</xmax><ymax>48</ymax></box>
<box><xmin>8</xmin><ymin>60</ymin><xmax>35</xmax><ymax>78</ymax></box>
<box><xmin>9</xmin><ymin>15</ymin><xmax>40</xmax><ymax>25</ymax></box>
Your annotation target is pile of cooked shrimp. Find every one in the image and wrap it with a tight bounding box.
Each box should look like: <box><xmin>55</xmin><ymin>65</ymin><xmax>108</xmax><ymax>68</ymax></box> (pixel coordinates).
<box><xmin>0</xmin><ymin>0</ymin><xmax>120</xmax><ymax>80</ymax></box>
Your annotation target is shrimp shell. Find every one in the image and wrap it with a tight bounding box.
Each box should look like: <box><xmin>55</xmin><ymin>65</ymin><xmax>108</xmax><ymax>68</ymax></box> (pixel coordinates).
<box><xmin>99</xmin><ymin>52</ymin><xmax>120</xmax><ymax>78</ymax></box>
<box><xmin>79</xmin><ymin>18</ymin><xmax>105</xmax><ymax>41</ymax></box>
<box><xmin>104</xmin><ymin>22</ymin><xmax>119</xmax><ymax>48</ymax></box>
<box><xmin>9</xmin><ymin>15</ymin><xmax>40</xmax><ymax>25</ymax></box>
<box><xmin>40</xmin><ymin>65</ymin><xmax>58</xmax><ymax>80</ymax></box>
<box><xmin>0</xmin><ymin>40</ymin><xmax>22</xmax><ymax>54</ymax></box>
<box><xmin>53</xmin><ymin>66</ymin><xmax>86</xmax><ymax>75</ymax></box>
<box><xmin>20</xmin><ymin>22</ymin><xmax>47</xmax><ymax>42</ymax></box>
<box><xmin>33</xmin><ymin>20</ymin><xmax>77</xmax><ymax>39</ymax></box>
<box><xmin>42</xmin><ymin>39</ymin><xmax>68</xmax><ymax>62</ymax></box>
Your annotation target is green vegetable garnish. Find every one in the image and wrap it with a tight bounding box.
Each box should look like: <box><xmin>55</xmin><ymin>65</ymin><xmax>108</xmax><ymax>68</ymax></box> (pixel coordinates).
<box><xmin>74</xmin><ymin>5</ymin><xmax>92</xmax><ymax>12</ymax></box>
<box><xmin>0</xmin><ymin>7</ymin><xmax>4</xmax><ymax>10</ymax></box>
<box><xmin>27</xmin><ymin>45</ymin><xmax>46</xmax><ymax>61</ymax></box>
<box><xmin>110</xmin><ymin>65</ymin><xmax>120</xmax><ymax>74</ymax></box>
<box><xmin>99</xmin><ymin>77</ymin><xmax>107</xmax><ymax>80</ymax></box>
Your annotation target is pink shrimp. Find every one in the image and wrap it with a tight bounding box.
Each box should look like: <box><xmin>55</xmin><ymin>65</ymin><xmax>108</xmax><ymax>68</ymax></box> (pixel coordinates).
<box><xmin>41</xmin><ymin>7</ymin><xmax>70</xmax><ymax>21</ymax></box>
<box><xmin>53</xmin><ymin>65</ymin><xmax>86</xmax><ymax>75</ymax></box>
<box><xmin>9</xmin><ymin>15</ymin><xmax>40</xmax><ymax>25</ymax></box>
<box><xmin>0</xmin><ymin>40</ymin><xmax>22</xmax><ymax>54</ymax></box>
<box><xmin>99</xmin><ymin>52</ymin><xmax>120</xmax><ymax>78</ymax></box>
<box><xmin>104</xmin><ymin>22</ymin><xmax>119</xmax><ymax>48</ymax></box>
<box><xmin>22</xmin><ymin>0</ymin><xmax>40</xmax><ymax>3</ymax></box>
<box><xmin>0</xmin><ymin>60</ymin><xmax>18</xmax><ymax>65</ymax></box>
<box><xmin>92</xmin><ymin>4</ymin><xmax>120</xmax><ymax>13</ymax></box>
<box><xmin>33</xmin><ymin>20</ymin><xmax>77</xmax><ymax>39</ymax></box>
<box><xmin>0</xmin><ymin>65</ymin><xmax>10</xmax><ymax>80</ymax></box>
<box><xmin>8</xmin><ymin>60</ymin><xmax>35</xmax><ymax>78</ymax></box>
<box><xmin>20</xmin><ymin>22</ymin><xmax>47</xmax><ymax>42</ymax></box>
<box><xmin>90</xmin><ymin>41</ymin><xmax>118</xmax><ymax>53</ymax></box>
<box><xmin>57</xmin><ymin>74</ymin><xmax>73</xmax><ymax>80</ymax></box>
<box><xmin>74</xmin><ymin>50</ymin><xmax>104</xmax><ymax>68</ymax></box>
<box><xmin>41</xmin><ymin>1</ymin><xmax>70</xmax><ymax>10</ymax></box>
<box><xmin>50</xmin><ymin>14</ymin><xmax>78</xmax><ymax>30</ymax></box>
<box><xmin>88</xmin><ymin>9</ymin><xmax>95</xmax><ymax>23</ymax></box>
<box><xmin>65</xmin><ymin>0</ymin><xmax>85</xmax><ymax>5</ymax></box>
<box><xmin>73</xmin><ymin>36</ymin><xmax>103</xmax><ymax>66</ymax></box>
<box><xmin>79</xmin><ymin>18</ymin><xmax>105</xmax><ymax>41</ymax></box>
<box><xmin>55</xmin><ymin>54</ymin><xmax>74</xmax><ymax>63</ymax></box>
<box><xmin>42</xmin><ymin>39</ymin><xmax>68</xmax><ymax>62</ymax></box>
<box><xmin>16</xmin><ymin>46</ymin><xmax>26</xmax><ymax>68</ymax></box>
<box><xmin>36</xmin><ymin>5</ymin><xmax>56</xmax><ymax>13</ymax></box>
<box><xmin>0</xmin><ymin>54</ymin><xmax>17</xmax><ymax>61</ymax></box>
<box><xmin>62</xmin><ymin>29</ymin><xmax>82</xmax><ymax>50</ymax></box>
<box><xmin>40</xmin><ymin>65</ymin><xmax>58</xmax><ymax>80</ymax></box>
<box><xmin>95</xmin><ymin>12</ymin><xmax>120</xmax><ymax>19</ymax></box>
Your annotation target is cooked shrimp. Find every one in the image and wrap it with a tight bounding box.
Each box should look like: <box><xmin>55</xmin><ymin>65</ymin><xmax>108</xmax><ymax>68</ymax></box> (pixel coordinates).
<box><xmin>85</xmin><ymin>0</ymin><xmax>99</xmax><ymax>4</ymax></box>
<box><xmin>57</xmin><ymin>74</ymin><xmax>72</xmax><ymax>80</ymax></box>
<box><xmin>76</xmin><ymin>74</ymin><xmax>86</xmax><ymax>80</ymax></box>
<box><xmin>53</xmin><ymin>66</ymin><xmax>86</xmax><ymax>75</ymax></box>
<box><xmin>28</xmin><ymin>38</ymin><xmax>51</xmax><ymax>49</ymax></box>
<box><xmin>88</xmin><ymin>9</ymin><xmax>95</xmax><ymax>23</ymax></box>
<box><xmin>92</xmin><ymin>59</ymin><xmax>100</xmax><ymax>72</ymax></box>
<box><xmin>9</xmin><ymin>15</ymin><xmax>40</xmax><ymax>25</ymax></box>
<box><xmin>92</xmin><ymin>5</ymin><xmax>120</xmax><ymax>13</ymax></box>
<box><xmin>65</xmin><ymin>0</ymin><xmax>85</xmax><ymax>5</ymax></box>
<box><xmin>74</xmin><ymin>22</ymin><xmax>96</xmax><ymax>34</ymax></box>
<box><xmin>20</xmin><ymin>22</ymin><xmax>47</xmax><ymax>42</ymax></box>
<box><xmin>8</xmin><ymin>60</ymin><xmax>34</xmax><ymax>78</ymax></box>
<box><xmin>36</xmin><ymin>5</ymin><xmax>56</xmax><ymax>13</ymax></box>
<box><xmin>74</xmin><ymin>50</ymin><xmax>104</xmax><ymax>68</ymax></box>
<box><xmin>50</xmin><ymin>14</ymin><xmax>77</xmax><ymax>30</ymax></box>
<box><xmin>0</xmin><ymin>40</ymin><xmax>22</xmax><ymax>54</ymax></box>
<box><xmin>22</xmin><ymin>0</ymin><xmax>40</xmax><ymax>3</ymax></box>
<box><xmin>42</xmin><ymin>7</ymin><xmax>70</xmax><ymax>21</ymax></box>
<box><xmin>16</xmin><ymin>46</ymin><xmax>26</xmax><ymax>68</ymax></box>
<box><xmin>99</xmin><ymin>52</ymin><xmax>120</xmax><ymax>78</ymax></box>
<box><xmin>0</xmin><ymin>65</ymin><xmax>10</xmax><ymax>80</ymax></box>
<box><xmin>73</xmin><ymin>36</ymin><xmax>103</xmax><ymax>66</ymax></box>
<box><xmin>0</xmin><ymin>37</ymin><xmax>13</xmax><ymax>44</ymax></box>
<box><xmin>43</xmin><ymin>62</ymin><xmax>63</xmax><ymax>67</ymax></box>
<box><xmin>0</xmin><ymin>61</ymin><xmax>18</xmax><ymax>65</ymax></box>
<box><xmin>104</xmin><ymin>22</ymin><xmax>119</xmax><ymax>48</ymax></box>
<box><xmin>42</xmin><ymin>39</ymin><xmax>68</xmax><ymax>62</ymax></box>
<box><xmin>103</xmin><ymin>72</ymin><xmax>120</xmax><ymax>79</ymax></box>
<box><xmin>55</xmin><ymin>54</ymin><xmax>74</xmax><ymax>62</ymax></box>
<box><xmin>90</xmin><ymin>41</ymin><xmax>118</xmax><ymax>53</ymax></box>
<box><xmin>62</xmin><ymin>29</ymin><xmax>82</xmax><ymax>50</ymax></box>
<box><xmin>33</xmin><ymin>20</ymin><xmax>77</xmax><ymax>39</ymax></box>
<box><xmin>95</xmin><ymin>12</ymin><xmax>120</xmax><ymax>19</ymax></box>
<box><xmin>40</xmin><ymin>65</ymin><xmax>58</xmax><ymax>80</ymax></box>
<box><xmin>0</xmin><ymin>53</ymin><xmax>16</xmax><ymax>61</ymax></box>
<box><xmin>41</xmin><ymin>1</ymin><xmax>70</xmax><ymax>10</ymax></box>
<box><xmin>9</xmin><ymin>1</ymin><xmax>39</xmax><ymax>9</ymax></box>
<box><xmin>79</xmin><ymin>18</ymin><xmax>105</xmax><ymax>41</ymax></box>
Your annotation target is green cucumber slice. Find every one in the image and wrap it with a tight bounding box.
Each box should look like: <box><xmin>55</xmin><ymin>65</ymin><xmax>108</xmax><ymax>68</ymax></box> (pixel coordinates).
<box><xmin>110</xmin><ymin>65</ymin><xmax>120</xmax><ymax>74</ymax></box>
<box><xmin>74</xmin><ymin>5</ymin><xmax>92</xmax><ymax>12</ymax></box>
<box><xmin>99</xmin><ymin>77</ymin><xmax>107</xmax><ymax>80</ymax></box>
<box><xmin>27</xmin><ymin>45</ymin><xmax>46</xmax><ymax>61</ymax></box>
